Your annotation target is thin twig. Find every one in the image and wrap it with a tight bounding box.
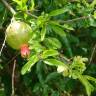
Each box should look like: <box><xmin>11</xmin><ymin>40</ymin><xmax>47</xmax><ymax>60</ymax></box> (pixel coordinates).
<box><xmin>0</xmin><ymin>33</ymin><xmax>7</xmax><ymax>56</ymax></box>
<box><xmin>26</xmin><ymin>11</ymin><xmax>38</xmax><ymax>18</ymax></box>
<box><xmin>7</xmin><ymin>52</ymin><xmax>20</xmax><ymax>65</ymax></box>
<box><xmin>11</xmin><ymin>60</ymin><xmax>16</xmax><ymax>96</ymax></box>
<box><xmin>58</xmin><ymin>16</ymin><xmax>91</xmax><ymax>23</ymax></box>
<box><xmin>89</xmin><ymin>44</ymin><xmax>96</xmax><ymax>64</ymax></box>
<box><xmin>59</xmin><ymin>54</ymin><xmax>72</xmax><ymax>64</ymax></box>
<box><xmin>1</xmin><ymin>0</ymin><xmax>16</xmax><ymax>15</ymax></box>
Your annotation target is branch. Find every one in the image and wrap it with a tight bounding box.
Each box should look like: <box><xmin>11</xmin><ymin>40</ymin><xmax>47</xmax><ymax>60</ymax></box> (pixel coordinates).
<box><xmin>0</xmin><ymin>33</ymin><xmax>7</xmax><ymax>56</ymax></box>
<box><xmin>89</xmin><ymin>44</ymin><xmax>96</xmax><ymax>64</ymax></box>
<box><xmin>11</xmin><ymin>60</ymin><xmax>16</xmax><ymax>96</ymax></box>
<box><xmin>58</xmin><ymin>16</ymin><xmax>91</xmax><ymax>24</ymax></box>
<box><xmin>7</xmin><ymin>52</ymin><xmax>20</xmax><ymax>65</ymax></box>
<box><xmin>26</xmin><ymin>11</ymin><xmax>38</xmax><ymax>18</ymax></box>
<box><xmin>1</xmin><ymin>0</ymin><xmax>16</xmax><ymax>15</ymax></box>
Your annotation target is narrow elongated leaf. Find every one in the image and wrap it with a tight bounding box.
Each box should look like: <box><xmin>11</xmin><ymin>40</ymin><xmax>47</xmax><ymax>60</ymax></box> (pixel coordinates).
<box><xmin>49</xmin><ymin>8</ymin><xmax>68</xmax><ymax>16</ymax></box>
<box><xmin>84</xmin><ymin>75</ymin><xmax>96</xmax><ymax>83</ymax></box>
<box><xmin>41</xmin><ymin>26</ymin><xmax>46</xmax><ymax>41</ymax></box>
<box><xmin>36</xmin><ymin>61</ymin><xmax>44</xmax><ymax>84</ymax></box>
<box><xmin>51</xmin><ymin>24</ymin><xmax>73</xmax><ymax>57</ymax></box>
<box><xmin>30</xmin><ymin>0</ymin><xmax>35</xmax><ymax>10</ymax></box>
<box><xmin>44</xmin><ymin>59</ymin><xmax>66</xmax><ymax>67</ymax></box>
<box><xmin>49</xmin><ymin>21</ymin><xmax>62</xmax><ymax>27</ymax></box>
<box><xmin>33</xmin><ymin>83</ymin><xmax>41</xmax><ymax>93</ymax></box>
<box><xmin>45</xmin><ymin>72</ymin><xmax>60</xmax><ymax>83</ymax></box>
<box><xmin>21</xmin><ymin>54</ymin><xmax>39</xmax><ymax>75</ymax></box>
<box><xmin>62</xmin><ymin>37</ymin><xmax>73</xmax><ymax>57</ymax></box>
<box><xmin>0</xmin><ymin>89</ymin><xmax>5</xmax><ymax>96</ymax></box>
<box><xmin>12</xmin><ymin>0</ymin><xmax>21</xmax><ymax>5</ymax></box>
<box><xmin>63</xmin><ymin>24</ymin><xmax>74</xmax><ymax>30</ymax></box>
<box><xmin>22</xmin><ymin>0</ymin><xmax>28</xmax><ymax>4</ymax></box>
<box><xmin>42</xmin><ymin>49</ymin><xmax>59</xmax><ymax>59</ymax></box>
<box><xmin>78</xmin><ymin>75</ymin><xmax>94</xmax><ymax>96</ymax></box>
<box><xmin>51</xmin><ymin>24</ymin><xmax>66</xmax><ymax>37</ymax></box>
<box><xmin>44</xmin><ymin>37</ymin><xmax>62</xmax><ymax>49</ymax></box>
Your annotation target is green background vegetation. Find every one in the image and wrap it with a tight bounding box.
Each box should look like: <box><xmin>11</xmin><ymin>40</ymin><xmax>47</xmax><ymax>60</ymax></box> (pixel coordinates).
<box><xmin>0</xmin><ymin>0</ymin><xmax>96</xmax><ymax>96</ymax></box>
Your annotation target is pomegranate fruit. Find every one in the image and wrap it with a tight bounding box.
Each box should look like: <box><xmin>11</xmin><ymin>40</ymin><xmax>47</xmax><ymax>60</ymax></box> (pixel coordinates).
<box><xmin>6</xmin><ymin>20</ymin><xmax>32</xmax><ymax>57</ymax></box>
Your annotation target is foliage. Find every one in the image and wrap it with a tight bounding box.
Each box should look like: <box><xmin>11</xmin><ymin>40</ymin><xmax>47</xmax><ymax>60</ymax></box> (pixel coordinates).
<box><xmin>0</xmin><ymin>0</ymin><xmax>96</xmax><ymax>96</ymax></box>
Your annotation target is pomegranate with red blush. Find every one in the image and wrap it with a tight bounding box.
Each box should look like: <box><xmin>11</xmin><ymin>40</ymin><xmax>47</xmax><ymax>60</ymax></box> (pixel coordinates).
<box><xmin>6</xmin><ymin>20</ymin><xmax>32</xmax><ymax>58</ymax></box>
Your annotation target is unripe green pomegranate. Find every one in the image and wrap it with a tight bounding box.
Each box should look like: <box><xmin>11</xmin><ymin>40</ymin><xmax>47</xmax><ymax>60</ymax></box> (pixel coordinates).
<box><xmin>6</xmin><ymin>20</ymin><xmax>32</xmax><ymax>57</ymax></box>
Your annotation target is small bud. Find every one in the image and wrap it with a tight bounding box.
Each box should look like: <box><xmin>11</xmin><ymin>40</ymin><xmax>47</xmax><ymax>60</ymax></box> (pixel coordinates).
<box><xmin>20</xmin><ymin>44</ymin><xmax>30</xmax><ymax>58</ymax></box>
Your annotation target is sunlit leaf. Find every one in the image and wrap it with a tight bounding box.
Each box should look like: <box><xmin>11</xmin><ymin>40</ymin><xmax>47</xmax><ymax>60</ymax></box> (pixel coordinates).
<box><xmin>44</xmin><ymin>37</ymin><xmax>62</xmax><ymax>49</ymax></box>
<box><xmin>44</xmin><ymin>58</ymin><xmax>66</xmax><ymax>66</ymax></box>
<box><xmin>29</xmin><ymin>0</ymin><xmax>35</xmax><ymax>10</ymax></box>
<box><xmin>21</xmin><ymin>54</ymin><xmax>39</xmax><ymax>75</ymax></box>
<box><xmin>78</xmin><ymin>75</ymin><xmax>94</xmax><ymax>96</ymax></box>
<box><xmin>84</xmin><ymin>75</ymin><xmax>96</xmax><ymax>83</ymax></box>
<box><xmin>51</xmin><ymin>24</ymin><xmax>66</xmax><ymax>37</ymax></box>
<box><xmin>50</xmin><ymin>24</ymin><xmax>73</xmax><ymax>57</ymax></box>
<box><xmin>42</xmin><ymin>49</ymin><xmax>59</xmax><ymax>59</ymax></box>
<box><xmin>49</xmin><ymin>8</ymin><xmax>68</xmax><ymax>16</ymax></box>
<box><xmin>41</xmin><ymin>25</ymin><xmax>46</xmax><ymax>41</ymax></box>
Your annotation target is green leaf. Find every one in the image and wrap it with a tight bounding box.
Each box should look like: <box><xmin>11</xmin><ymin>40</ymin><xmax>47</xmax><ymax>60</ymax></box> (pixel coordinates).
<box><xmin>63</xmin><ymin>24</ymin><xmax>74</xmax><ymax>30</ymax></box>
<box><xmin>29</xmin><ymin>0</ymin><xmax>35</xmax><ymax>10</ymax></box>
<box><xmin>51</xmin><ymin>24</ymin><xmax>66</xmax><ymax>37</ymax></box>
<box><xmin>12</xmin><ymin>0</ymin><xmax>21</xmax><ymax>5</ymax></box>
<box><xmin>49</xmin><ymin>21</ymin><xmax>62</xmax><ymax>27</ymax></box>
<box><xmin>84</xmin><ymin>75</ymin><xmax>96</xmax><ymax>83</ymax></box>
<box><xmin>78</xmin><ymin>75</ymin><xmax>94</xmax><ymax>96</ymax></box>
<box><xmin>21</xmin><ymin>54</ymin><xmax>39</xmax><ymax>75</ymax></box>
<box><xmin>62</xmin><ymin>37</ymin><xmax>73</xmax><ymax>57</ymax></box>
<box><xmin>36</xmin><ymin>61</ymin><xmax>45</xmax><ymax>84</ymax></box>
<box><xmin>44</xmin><ymin>37</ymin><xmax>62</xmax><ymax>49</ymax></box>
<box><xmin>72</xmin><ymin>56</ymin><xmax>87</xmax><ymax>71</ymax></box>
<box><xmin>68</xmin><ymin>34</ymin><xmax>79</xmax><ymax>44</ymax></box>
<box><xmin>45</xmin><ymin>72</ymin><xmax>60</xmax><ymax>83</ymax></box>
<box><xmin>33</xmin><ymin>83</ymin><xmax>41</xmax><ymax>93</ymax></box>
<box><xmin>13</xmin><ymin>0</ymin><xmax>28</xmax><ymax>11</ymax></box>
<box><xmin>51</xmin><ymin>91</ymin><xmax>59</xmax><ymax>96</ymax></box>
<box><xmin>0</xmin><ymin>64</ymin><xmax>3</xmax><ymax>69</ymax></box>
<box><xmin>44</xmin><ymin>59</ymin><xmax>66</xmax><ymax>66</ymax></box>
<box><xmin>42</xmin><ymin>49</ymin><xmax>59</xmax><ymax>59</ymax></box>
<box><xmin>41</xmin><ymin>26</ymin><xmax>46</xmax><ymax>41</ymax></box>
<box><xmin>89</xmin><ymin>17</ymin><xmax>95</xmax><ymax>26</ymax></box>
<box><xmin>29</xmin><ymin>41</ymin><xmax>45</xmax><ymax>53</ymax></box>
<box><xmin>0</xmin><ymin>3</ymin><xmax>4</xmax><ymax>12</ymax></box>
<box><xmin>49</xmin><ymin>8</ymin><xmax>68</xmax><ymax>16</ymax></box>
<box><xmin>0</xmin><ymin>89</ymin><xmax>5</xmax><ymax>96</ymax></box>
<box><xmin>93</xmin><ymin>11</ymin><xmax>96</xmax><ymax>19</ymax></box>
<box><xmin>51</xmin><ymin>24</ymin><xmax>73</xmax><ymax>57</ymax></box>
<box><xmin>0</xmin><ymin>4</ymin><xmax>6</xmax><ymax>28</ymax></box>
